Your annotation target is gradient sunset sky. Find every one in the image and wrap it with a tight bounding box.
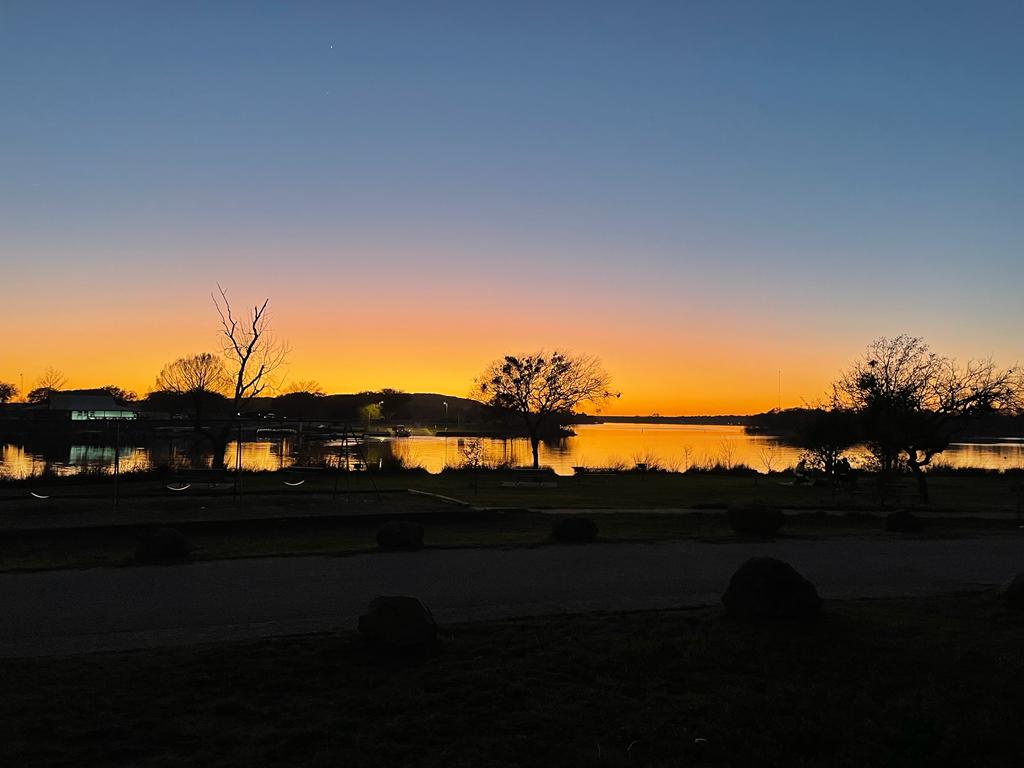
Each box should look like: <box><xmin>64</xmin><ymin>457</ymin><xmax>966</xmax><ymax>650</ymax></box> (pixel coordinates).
<box><xmin>2</xmin><ymin>1</ymin><xmax>1022</xmax><ymax>414</ymax></box>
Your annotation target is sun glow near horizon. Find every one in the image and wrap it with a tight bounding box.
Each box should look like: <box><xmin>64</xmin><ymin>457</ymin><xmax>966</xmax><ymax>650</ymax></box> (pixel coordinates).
<box><xmin>3</xmin><ymin>277</ymin><xmax>1017</xmax><ymax>416</ymax></box>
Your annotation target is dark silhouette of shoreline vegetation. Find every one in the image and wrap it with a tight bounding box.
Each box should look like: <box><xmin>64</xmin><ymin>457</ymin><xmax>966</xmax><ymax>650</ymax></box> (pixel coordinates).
<box><xmin>1</xmin><ymin>290</ymin><xmax>1021</xmax><ymax>507</ymax></box>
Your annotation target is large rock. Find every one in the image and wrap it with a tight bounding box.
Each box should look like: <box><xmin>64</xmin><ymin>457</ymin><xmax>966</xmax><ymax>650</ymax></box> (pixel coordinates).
<box><xmin>135</xmin><ymin>527</ymin><xmax>191</xmax><ymax>563</ymax></box>
<box><xmin>1002</xmin><ymin>574</ymin><xmax>1024</xmax><ymax>609</ymax></box>
<box><xmin>358</xmin><ymin>596</ymin><xmax>437</xmax><ymax>649</ymax></box>
<box><xmin>722</xmin><ymin>557</ymin><xmax>822</xmax><ymax>622</ymax></box>
<box><xmin>376</xmin><ymin>520</ymin><xmax>425</xmax><ymax>551</ymax></box>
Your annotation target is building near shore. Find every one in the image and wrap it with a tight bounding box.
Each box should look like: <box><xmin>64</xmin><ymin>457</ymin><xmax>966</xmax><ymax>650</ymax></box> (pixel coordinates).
<box><xmin>45</xmin><ymin>392</ymin><xmax>138</xmax><ymax>421</ymax></box>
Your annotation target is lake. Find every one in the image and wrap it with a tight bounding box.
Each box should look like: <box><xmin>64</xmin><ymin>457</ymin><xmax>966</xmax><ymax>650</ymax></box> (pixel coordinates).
<box><xmin>2</xmin><ymin>423</ymin><xmax>1023</xmax><ymax>479</ymax></box>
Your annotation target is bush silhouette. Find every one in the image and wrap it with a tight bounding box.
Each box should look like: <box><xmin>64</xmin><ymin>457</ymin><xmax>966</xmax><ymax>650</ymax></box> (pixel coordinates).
<box><xmin>728</xmin><ymin>503</ymin><xmax>784</xmax><ymax>537</ymax></box>
<box><xmin>551</xmin><ymin>517</ymin><xmax>598</xmax><ymax>543</ymax></box>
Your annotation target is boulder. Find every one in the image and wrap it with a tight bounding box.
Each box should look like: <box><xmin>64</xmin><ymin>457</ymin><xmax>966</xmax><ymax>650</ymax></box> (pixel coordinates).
<box><xmin>376</xmin><ymin>520</ymin><xmax>425</xmax><ymax>550</ymax></box>
<box><xmin>728</xmin><ymin>504</ymin><xmax>784</xmax><ymax>537</ymax></box>
<box><xmin>722</xmin><ymin>557</ymin><xmax>822</xmax><ymax>623</ymax></box>
<box><xmin>551</xmin><ymin>517</ymin><xmax>599</xmax><ymax>543</ymax></box>
<box><xmin>885</xmin><ymin>509</ymin><xmax>923</xmax><ymax>533</ymax></box>
<box><xmin>1002</xmin><ymin>574</ymin><xmax>1024</xmax><ymax>609</ymax></box>
<box><xmin>358</xmin><ymin>596</ymin><xmax>437</xmax><ymax>649</ymax></box>
<box><xmin>135</xmin><ymin>527</ymin><xmax>191</xmax><ymax>563</ymax></box>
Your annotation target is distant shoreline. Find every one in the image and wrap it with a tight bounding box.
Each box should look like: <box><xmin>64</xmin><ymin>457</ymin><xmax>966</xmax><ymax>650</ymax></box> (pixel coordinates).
<box><xmin>573</xmin><ymin>415</ymin><xmax>751</xmax><ymax>426</ymax></box>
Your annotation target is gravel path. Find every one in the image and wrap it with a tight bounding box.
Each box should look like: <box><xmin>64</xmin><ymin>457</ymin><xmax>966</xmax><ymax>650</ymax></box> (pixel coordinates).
<box><xmin>2</xmin><ymin>536</ymin><xmax>1021</xmax><ymax>657</ymax></box>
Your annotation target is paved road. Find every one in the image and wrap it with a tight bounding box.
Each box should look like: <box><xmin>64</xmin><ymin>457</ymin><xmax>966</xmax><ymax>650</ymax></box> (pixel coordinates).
<box><xmin>2</xmin><ymin>537</ymin><xmax>1021</xmax><ymax>657</ymax></box>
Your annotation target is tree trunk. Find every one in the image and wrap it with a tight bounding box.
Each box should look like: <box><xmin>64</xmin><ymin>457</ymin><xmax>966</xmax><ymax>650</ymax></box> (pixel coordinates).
<box><xmin>211</xmin><ymin>429</ymin><xmax>229</xmax><ymax>470</ymax></box>
<box><xmin>912</xmin><ymin>464</ymin><xmax>930</xmax><ymax>505</ymax></box>
<box><xmin>530</xmin><ymin>437</ymin><xmax>540</xmax><ymax>469</ymax></box>
<box><xmin>906</xmin><ymin>451</ymin><xmax>930</xmax><ymax>505</ymax></box>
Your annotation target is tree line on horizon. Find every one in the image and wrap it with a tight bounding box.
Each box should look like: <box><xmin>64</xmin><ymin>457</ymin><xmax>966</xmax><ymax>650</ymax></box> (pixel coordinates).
<box><xmin>2</xmin><ymin>290</ymin><xmax>1022</xmax><ymax>480</ymax></box>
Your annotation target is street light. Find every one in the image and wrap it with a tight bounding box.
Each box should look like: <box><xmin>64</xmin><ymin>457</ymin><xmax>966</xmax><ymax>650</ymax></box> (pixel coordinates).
<box><xmin>442</xmin><ymin>402</ymin><xmax>449</xmax><ymax>467</ymax></box>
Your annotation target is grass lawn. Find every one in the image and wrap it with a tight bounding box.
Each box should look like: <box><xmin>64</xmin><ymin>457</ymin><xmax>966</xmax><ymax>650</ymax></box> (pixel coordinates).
<box><xmin>4</xmin><ymin>469</ymin><xmax>1022</xmax><ymax>515</ymax></box>
<box><xmin>2</xmin><ymin>509</ymin><xmax>1019</xmax><ymax>573</ymax></box>
<box><xmin>2</xmin><ymin>592</ymin><xmax>1023</xmax><ymax>767</ymax></box>
<box><xmin>1</xmin><ymin>470</ymin><xmax>1020</xmax><ymax>572</ymax></box>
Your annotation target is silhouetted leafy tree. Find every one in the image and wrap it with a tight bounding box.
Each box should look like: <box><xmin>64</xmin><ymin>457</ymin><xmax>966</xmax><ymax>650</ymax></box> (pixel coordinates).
<box><xmin>794</xmin><ymin>407</ymin><xmax>861</xmax><ymax>480</ymax></box>
<box><xmin>26</xmin><ymin>387</ymin><xmax>53</xmax><ymax>404</ymax></box>
<box><xmin>835</xmin><ymin>335</ymin><xmax>1022</xmax><ymax>503</ymax></box>
<box><xmin>378</xmin><ymin>388</ymin><xmax>412</xmax><ymax>421</ymax></box>
<box><xmin>98</xmin><ymin>385</ymin><xmax>137</xmax><ymax>402</ymax></box>
<box><xmin>0</xmin><ymin>382</ymin><xmax>17</xmax><ymax>403</ymax></box>
<box><xmin>154</xmin><ymin>352</ymin><xmax>230</xmax><ymax>432</ymax></box>
<box><xmin>476</xmin><ymin>351</ymin><xmax>617</xmax><ymax>468</ymax></box>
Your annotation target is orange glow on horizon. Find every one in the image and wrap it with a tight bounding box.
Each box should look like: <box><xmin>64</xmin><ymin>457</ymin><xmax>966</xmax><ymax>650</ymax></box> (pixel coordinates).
<box><xmin>3</xmin><ymin>267</ymin><xmax>1019</xmax><ymax>416</ymax></box>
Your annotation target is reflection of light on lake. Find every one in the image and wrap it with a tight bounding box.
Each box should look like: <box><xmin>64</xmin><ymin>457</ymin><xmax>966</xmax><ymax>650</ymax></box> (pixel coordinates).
<box><xmin>3</xmin><ymin>424</ymin><xmax>1024</xmax><ymax>478</ymax></box>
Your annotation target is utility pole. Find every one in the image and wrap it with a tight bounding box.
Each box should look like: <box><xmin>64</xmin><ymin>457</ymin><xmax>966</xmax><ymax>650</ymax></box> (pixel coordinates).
<box><xmin>778</xmin><ymin>369</ymin><xmax>782</xmax><ymax>411</ymax></box>
<box><xmin>113</xmin><ymin>418</ymin><xmax>120</xmax><ymax>514</ymax></box>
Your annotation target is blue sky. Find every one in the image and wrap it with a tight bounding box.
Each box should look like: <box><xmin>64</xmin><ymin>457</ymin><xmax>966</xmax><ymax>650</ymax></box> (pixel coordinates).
<box><xmin>1</xmin><ymin>1</ymin><xmax>1022</xmax><ymax>411</ymax></box>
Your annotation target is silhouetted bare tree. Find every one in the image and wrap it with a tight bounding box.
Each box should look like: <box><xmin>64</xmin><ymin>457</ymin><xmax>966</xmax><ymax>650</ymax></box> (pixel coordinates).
<box><xmin>476</xmin><ymin>351</ymin><xmax>617</xmax><ymax>468</ymax></box>
<box><xmin>212</xmin><ymin>286</ymin><xmax>289</xmax><ymax>468</ymax></box>
<box><xmin>37</xmin><ymin>366</ymin><xmax>67</xmax><ymax>391</ymax></box>
<box><xmin>27</xmin><ymin>366</ymin><xmax>67</xmax><ymax>402</ymax></box>
<box><xmin>834</xmin><ymin>335</ymin><xmax>1022</xmax><ymax>503</ymax></box>
<box><xmin>283</xmin><ymin>379</ymin><xmax>325</xmax><ymax>396</ymax></box>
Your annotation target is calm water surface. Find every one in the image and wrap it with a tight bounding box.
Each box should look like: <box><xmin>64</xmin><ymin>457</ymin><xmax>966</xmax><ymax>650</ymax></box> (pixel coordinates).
<box><xmin>3</xmin><ymin>423</ymin><xmax>1023</xmax><ymax>479</ymax></box>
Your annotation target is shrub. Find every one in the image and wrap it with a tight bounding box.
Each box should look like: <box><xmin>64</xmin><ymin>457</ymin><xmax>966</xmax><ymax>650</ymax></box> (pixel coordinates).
<box><xmin>728</xmin><ymin>503</ymin><xmax>784</xmax><ymax>537</ymax></box>
<box><xmin>551</xmin><ymin>517</ymin><xmax>598</xmax><ymax>543</ymax></box>
<box><xmin>135</xmin><ymin>527</ymin><xmax>191</xmax><ymax>562</ymax></box>
<box><xmin>377</xmin><ymin>520</ymin><xmax>425</xmax><ymax>550</ymax></box>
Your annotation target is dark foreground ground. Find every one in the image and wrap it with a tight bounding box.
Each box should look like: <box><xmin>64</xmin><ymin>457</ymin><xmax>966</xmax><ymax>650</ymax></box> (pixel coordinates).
<box><xmin>6</xmin><ymin>536</ymin><xmax>1024</xmax><ymax>657</ymax></box>
<box><xmin>3</xmin><ymin>593</ymin><xmax>1023</xmax><ymax>767</ymax></box>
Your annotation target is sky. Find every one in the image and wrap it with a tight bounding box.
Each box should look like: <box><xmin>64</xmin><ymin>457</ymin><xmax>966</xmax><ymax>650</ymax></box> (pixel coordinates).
<box><xmin>1</xmin><ymin>1</ymin><xmax>1022</xmax><ymax>414</ymax></box>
